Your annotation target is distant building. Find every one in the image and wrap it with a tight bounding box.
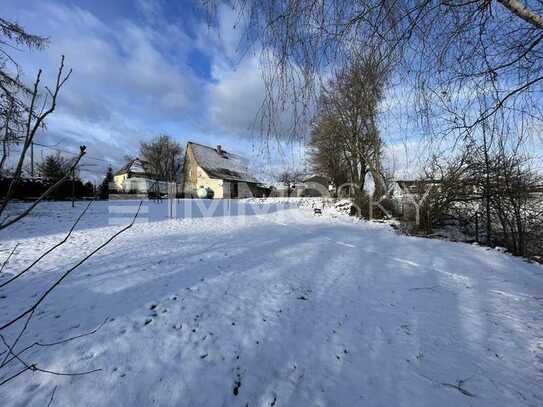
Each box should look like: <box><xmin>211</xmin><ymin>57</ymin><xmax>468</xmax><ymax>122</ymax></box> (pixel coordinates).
<box><xmin>181</xmin><ymin>142</ymin><xmax>262</xmax><ymax>198</ymax></box>
<box><xmin>113</xmin><ymin>157</ymin><xmax>168</xmax><ymax>194</ymax></box>
<box><xmin>113</xmin><ymin>158</ymin><xmax>149</xmax><ymax>190</ymax></box>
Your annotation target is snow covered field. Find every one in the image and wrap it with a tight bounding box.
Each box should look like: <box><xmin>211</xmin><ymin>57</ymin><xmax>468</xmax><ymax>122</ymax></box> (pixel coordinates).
<box><xmin>0</xmin><ymin>199</ymin><xmax>542</xmax><ymax>406</ymax></box>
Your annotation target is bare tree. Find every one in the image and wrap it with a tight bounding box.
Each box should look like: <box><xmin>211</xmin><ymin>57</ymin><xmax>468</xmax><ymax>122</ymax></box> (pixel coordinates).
<box><xmin>0</xmin><ymin>56</ymin><xmax>81</xmax><ymax>230</ymax></box>
<box><xmin>202</xmin><ymin>0</ymin><xmax>543</xmax><ymax>154</ymax></box>
<box><xmin>0</xmin><ymin>93</ymin><xmax>142</xmax><ymax>392</ymax></box>
<box><xmin>139</xmin><ymin>135</ymin><xmax>183</xmax><ymax>182</ymax></box>
<box><xmin>308</xmin><ymin>51</ymin><xmax>389</xmax><ymax>214</ymax></box>
<box><xmin>308</xmin><ymin>116</ymin><xmax>349</xmax><ymax>193</ymax></box>
<box><xmin>0</xmin><ymin>18</ymin><xmax>145</xmax><ymax>396</ymax></box>
<box><xmin>0</xmin><ymin>58</ymin><xmax>144</xmax><ymax>397</ymax></box>
<box><xmin>410</xmin><ymin>135</ymin><xmax>542</xmax><ymax>258</ymax></box>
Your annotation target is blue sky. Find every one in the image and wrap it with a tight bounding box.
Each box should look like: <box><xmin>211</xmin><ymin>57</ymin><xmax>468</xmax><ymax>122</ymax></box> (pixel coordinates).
<box><xmin>3</xmin><ymin>0</ymin><xmax>306</xmax><ymax>181</ymax></box>
<box><xmin>4</xmin><ymin>0</ymin><xmax>541</xmax><ymax>182</ymax></box>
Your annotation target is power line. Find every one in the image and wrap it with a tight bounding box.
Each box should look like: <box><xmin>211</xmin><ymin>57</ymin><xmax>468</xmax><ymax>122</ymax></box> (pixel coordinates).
<box><xmin>31</xmin><ymin>142</ymin><xmax>110</xmax><ymax>163</ymax></box>
<box><xmin>3</xmin><ymin>140</ymin><xmax>112</xmax><ymax>163</ymax></box>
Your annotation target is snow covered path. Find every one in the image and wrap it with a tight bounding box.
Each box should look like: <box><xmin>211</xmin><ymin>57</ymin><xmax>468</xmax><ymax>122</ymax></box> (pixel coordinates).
<box><xmin>0</xmin><ymin>200</ymin><xmax>542</xmax><ymax>406</ymax></box>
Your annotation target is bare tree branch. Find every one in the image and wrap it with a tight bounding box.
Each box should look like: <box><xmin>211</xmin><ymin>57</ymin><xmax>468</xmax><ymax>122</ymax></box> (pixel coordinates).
<box><xmin>0</xmin><ymin>200</ymin><xmax>93</xmax><ymax>289</ymax></box>
<box><xmin>0</xmin><ymin>145</ymin><xmax>86</xmax><ymax>230</ymax></box>
<box><xmin>0</xmin><ymin>243</ymin><xmax>18</xmax><ymax>274</ymax></box>
<box><xmin>46</xmin><ymin>386</ymin><xmax>58</xmax><ymax>407</ymax></box>
<box><xmin>497</xmin><ymin>0</ymin><xmax>543</xmax><ymax>30</ymax></box>
<box><xmin>0</xmin><ymin>55</ymin><xmax>72</xmax><ymax>220</ymax></box>
<box><xmin>0</xmin><ymin>201</ymin><xmax>143</xmax><ymax>331</ymax></box>
<box><xmin>0</xmin><ymin>318</ymin><xmax>108</xmax><ymax>367</ymax></box>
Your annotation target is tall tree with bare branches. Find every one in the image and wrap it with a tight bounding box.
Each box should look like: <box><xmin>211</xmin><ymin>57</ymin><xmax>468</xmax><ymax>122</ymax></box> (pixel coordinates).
<box><xmin>309</xmin><ymin>51</ymin><xmax>388</xmax><ymax>212</ymax></box>
<box><xmin>139</xmin><ymin>135</ymin><xmax>183</xmax><ymax>182</ymax></box>
<box><xmin>205</xmin><ymin>0</ymin><xmax>543</xmax><ymax>152</ymax></box>
<box><xmin>308</xmin><ymin>116</ymin><xmax>349</xmax><ymax>191</ymax></box>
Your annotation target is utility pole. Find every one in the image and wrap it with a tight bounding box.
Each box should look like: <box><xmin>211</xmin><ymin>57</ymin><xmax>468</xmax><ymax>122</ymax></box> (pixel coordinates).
<box><xmin>30</xmin><ymin>142</ymin><xmax>34</xmax><ymax>177</ymax></box>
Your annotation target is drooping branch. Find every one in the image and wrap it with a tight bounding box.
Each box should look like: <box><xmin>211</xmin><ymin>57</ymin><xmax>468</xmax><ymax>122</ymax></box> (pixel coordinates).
<box><xmin>0</xmin><ymin>17</ymin><xmax>48</xmax><ymax>49</ymax></box>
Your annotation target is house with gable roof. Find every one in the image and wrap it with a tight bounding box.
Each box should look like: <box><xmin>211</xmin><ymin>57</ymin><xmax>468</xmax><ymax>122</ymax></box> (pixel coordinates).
<box><xmin>181</xmin><ymin>142</ymin><xmax>261</xmax><ymax>198</ymax></box>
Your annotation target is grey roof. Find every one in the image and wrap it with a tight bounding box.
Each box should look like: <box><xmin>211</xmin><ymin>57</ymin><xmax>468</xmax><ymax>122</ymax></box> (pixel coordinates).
<box><xmin>115</xmin><ymin>158</ymin><xmax>148</xmax><ymax>176</ymax></box>
<box><xmin>189</xmin><ymin>142</ymin><xmax>259</xmax><ymax>183</ymax></box>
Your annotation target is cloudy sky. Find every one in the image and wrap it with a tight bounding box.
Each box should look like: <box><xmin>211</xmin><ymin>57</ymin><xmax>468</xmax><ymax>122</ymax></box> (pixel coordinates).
<box><xmin>3</xmin><ymin>0</ymin><xmax>306</xmax><ymax>182</ymax></box>
<box><xmin>5</xmin><ymin>0</ymin><xmax>541</xmax><ymax>184</ymax></box>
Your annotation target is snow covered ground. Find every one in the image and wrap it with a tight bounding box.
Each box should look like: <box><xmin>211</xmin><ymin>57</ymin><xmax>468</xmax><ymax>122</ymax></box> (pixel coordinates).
<box><xmin>0</xmin><ymin>199</ymin><xmax>542</xmax><ymax>406</ymax></box>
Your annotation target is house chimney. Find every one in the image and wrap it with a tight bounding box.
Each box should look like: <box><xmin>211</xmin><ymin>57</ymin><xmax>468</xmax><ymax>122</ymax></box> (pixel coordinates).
<box><xmin>216</xmin><ymin>145</ymin><xmax>223</xmax><ymax>155</ymax></box>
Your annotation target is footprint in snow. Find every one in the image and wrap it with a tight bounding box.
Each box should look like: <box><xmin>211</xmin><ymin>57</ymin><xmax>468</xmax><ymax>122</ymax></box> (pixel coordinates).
<box><xmin>400</xmin><ymin>324</ymin><xmax>411</xmax><ymax>335</ymax></box>
<box><xmin>81</xmin><ymin>352</ymin><xmax>94</xmax><ymax>360</ymax></box>
<box><xmin>233</xmin><ymin>376</ymin><xmax>242</xmax><ymax>396</ymax></box>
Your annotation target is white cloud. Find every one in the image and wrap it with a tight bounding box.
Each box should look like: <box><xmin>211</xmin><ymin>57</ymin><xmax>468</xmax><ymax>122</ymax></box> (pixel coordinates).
<box><xmin>3</xmin><ymin>0</ymin><xmax>306</xmax><ymax>179</ymax></box>
<box><xmin>208</xmin><ymin>55</ymin><xmax>264</xmax><ymax>134</ymax></box>
<box><xmin>4</xmin><ymin>1</ymin><xmax>208</xmax><ymax>176</ymax></box>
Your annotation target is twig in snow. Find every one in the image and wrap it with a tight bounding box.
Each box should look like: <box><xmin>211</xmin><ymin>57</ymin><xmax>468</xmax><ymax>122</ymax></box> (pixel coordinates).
<box><xmin>0</xmin><ymin>243</ymin><xmax>18</xmax><ymax>274</ymax></box>
<box><xmin>408</xmin><ymin>285</ymin><xmax>440</xmax><ymax>291</ymax></box>
<box><xmin>0</xmin><ymin>201</ymin><xmax>143</xmax><ymax>331</ymax></box>
<box><xmin>0</xmin><ymin>318</ymin><xmax>108</xmax><ymax>368</ymax></box>
<box><xmin>413</xmin><ymin>370</ymin><xmax>477</xmax><ymax>398</ymax></box>
<box><xmin>46</xmin><ymin>386</ymin><xmax>58</xmax><ymax>407</ymax></box>
<box><xmin>440</xmin><ymin>381</ymin><xmax>476</xmax><ymax>397</ymax></box>
<box><xmin>441</xmin><ymin>373</ymin><xmax>478</xmax><ymax>397</ymax></box>
<box><xmin>0</xmin><ymin>334</ymin><xmax>102</xmax><ymax>379</ymax></box>
<box><xmin>0</xmin><ymin>202</ymin><xmax>142</xmax><ymax>388</ymax></box>
<box><xmin>0</xmin><ymin>200</ymin><xmax>93</xmax><ymax>289</ymax></box>
<box><xmin>0</xmin><ymin>308</ymin><xmax>35</xmax><ymax>368</ymax></box>
<box><xmin>0</xmin><ymin>365</ymin><xmax>28</xmax><ymax>386</ymax></box>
